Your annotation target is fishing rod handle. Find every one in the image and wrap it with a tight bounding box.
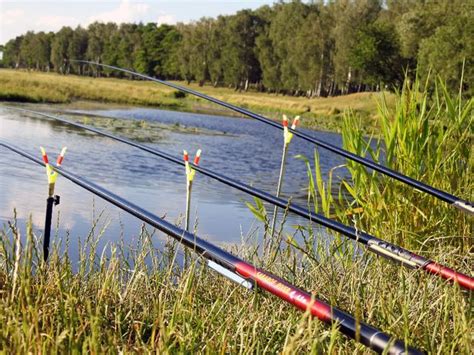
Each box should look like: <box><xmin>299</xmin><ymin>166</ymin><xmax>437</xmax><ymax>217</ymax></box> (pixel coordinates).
<box><xmin>424</xmin><ymin>262</ymin><xmax>474</xmax><ymax>290</ymax></box>
<box><xmin>367</xmin><ymin>239</ymin><xmax>474</xmax><ymax>290</ymax></box>
<box><xmin>235</xmin><ymin>262</ymin><xmax>422</xmax><ymax>354</ymax></box>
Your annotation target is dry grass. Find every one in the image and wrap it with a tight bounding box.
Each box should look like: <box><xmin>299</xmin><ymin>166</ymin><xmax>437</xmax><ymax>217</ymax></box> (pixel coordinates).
<box><xmin>0</xmin><ymin>69</ymin><xmax>180</xmax><ymax>107</ymax></box>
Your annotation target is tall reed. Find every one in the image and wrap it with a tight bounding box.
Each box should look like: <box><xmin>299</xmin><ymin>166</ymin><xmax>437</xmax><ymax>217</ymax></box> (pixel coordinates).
<box><xmin>339</xmin><ymin>76</ymin><xmax>472</xmax><ymax>251</ymax></box>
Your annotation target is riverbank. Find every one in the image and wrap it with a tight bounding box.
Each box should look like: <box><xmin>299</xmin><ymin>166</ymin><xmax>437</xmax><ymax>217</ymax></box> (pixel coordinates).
<box><xmin>0</xmin><ymin>69</ymin><xmax>395</xmax><ymax>134</ymax></box>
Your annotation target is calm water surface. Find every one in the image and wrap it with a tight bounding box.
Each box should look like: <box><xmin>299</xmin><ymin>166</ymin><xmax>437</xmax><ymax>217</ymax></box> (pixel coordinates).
<box><xmin>0</xmin><ymin>103</ymin><xmax>350</xmax><ymax>262</ymax></box>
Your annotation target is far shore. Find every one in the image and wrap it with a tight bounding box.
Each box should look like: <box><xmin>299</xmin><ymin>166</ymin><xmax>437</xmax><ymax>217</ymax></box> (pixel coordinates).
<box><xmin>0</xmin><ymin>69</ymin><xmax>395</xmax><ymax>134</ymax></box>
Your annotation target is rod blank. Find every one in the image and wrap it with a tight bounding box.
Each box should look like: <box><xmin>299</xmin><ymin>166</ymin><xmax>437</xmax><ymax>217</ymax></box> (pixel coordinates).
<box><xmin>0</xmin><ymin>139</ymin><xmax>421</xmax><ymax>354</ymax></box>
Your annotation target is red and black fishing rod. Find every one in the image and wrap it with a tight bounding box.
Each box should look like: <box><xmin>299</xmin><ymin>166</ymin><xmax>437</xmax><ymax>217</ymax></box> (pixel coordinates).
<box><xmin>4</xmin><ymin>106</ymin><xmax>473</xmax><ymax>291</ymax></box>
<box><xmin>72</xmin><ymin>60</ymin><xmax>474</xmax><ymax>216</ymax></box>
<box><xmin>0</xmin><ymin>139</ymin><xmax>422</xmax><ymax>354</ymax></box>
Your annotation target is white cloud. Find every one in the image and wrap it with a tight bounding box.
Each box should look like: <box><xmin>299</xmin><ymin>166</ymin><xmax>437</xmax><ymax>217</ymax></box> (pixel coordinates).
<box><xmin>87</xmin><ymin>0</ymin><xmax>150</xmax><ymax>24</ymax></box>
<box><xmin>36</xmin><ymin>15</ymin><xmax>78</xmax><ymax>28</ymax></box>
<box><xmin>157</xmin><ymin>14</ymin><xmax>176</xmax><ymax>25</ymax></box>
<box><xmin>3</xmin><ymin>8</ymin><xmax>25</xmax><ymax>25</ymax></box>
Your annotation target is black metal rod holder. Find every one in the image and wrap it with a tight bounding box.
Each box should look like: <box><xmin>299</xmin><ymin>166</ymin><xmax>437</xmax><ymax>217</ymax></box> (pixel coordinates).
<box><xmin>43</xmin><ymin>195</ymin><xmax>60</xmax><ymax>261</ymax></box>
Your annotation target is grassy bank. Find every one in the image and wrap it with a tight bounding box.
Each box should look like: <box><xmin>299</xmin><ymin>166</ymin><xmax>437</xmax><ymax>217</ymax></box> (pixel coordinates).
<box><xmin>0</xmin><ymin>215</ymin><xmax>471</xmax><ymax>353</ymax></box>
<box><xmin>0</xmin><ymin>76</ymin><xmax>472</xmax><ymax>353</ymax></box>
<box><xmin>0</xmin><ymin>69</ymin><xmax>395</xmax><ymax>133</ymax></box>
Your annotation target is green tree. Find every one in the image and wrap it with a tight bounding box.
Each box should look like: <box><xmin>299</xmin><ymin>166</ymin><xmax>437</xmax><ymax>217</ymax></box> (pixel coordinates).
<box><xmin>68</xmin><ymin>26</ymin><xmax>88</xmax><ymax>74</ymax></box>
<box><xmin>19</xmin><ymin>31</ymin><xmax>36</xmax><ymax>69</ymax></box>
<box><xmin>221</xmin><ymin>10</ymin><xmax>263</xmax><ymax>90</ymax></box>
<box><xmin>207</xmin><ymin>16</ymin><xmax>227</xmax><ymax>86</ymax></box>
<box><xmin>268</xmin><ymin>1</ymin><xmax>309</xmax><ymax>92</ymax></box>
<box><xmin>152</xmin><ymin>24</ymin><xmax>181</xmax><ymax>78</ymax></box>
<box><xmin>294</xmin><ymin>4</ymin><xmax>334</xmax><ymax>96</ymax></box>
<box><xmin>134</xmin><ymin>23</ymin><xmax>158</xmax><ymax>76</ymax></box>
<box><xmin>418</xmin><ymin>8</ymin><xmax>474</xmax><ymax>94</ymax></box>
<box><xmin>0</xmin><ymin>45</ymin><xmax>4</xmax><ymax>67</ymax></box>
<box><xmin>159</xmin><ymin>25</ymin><xmax>182</xmax><ymax>79</ymax></box>
<box><xmin>115</xmin><ymin>23</ymin><xmax>141</xmax><ymax>74</ymax></box>
<box><xmin>51</xmin><ymin>27</ymin><xmax>74</xmax><ymax>73</ymax></box>
<box><xmin>350</xmin><ymin>22</ymin><xmax>403</xmax><ymax>87</ymax></box>
<box><xmin>35</xmin><ymin>32</ymin><xmax>52</xmax><ymax>71</ymax></box>
<box><xmin>86</xmin><ymin>22</ymin><xmax>117</xmax><ymax>76</ymax></box>
<box><xmin>255</xmin><ymin>6</ymin><xmax>282</xmax><ymax>92</ymax></box>
<box><xmin>178</xmin><ymin>19</ymin><xmax>214</xmax><ymax>85</ymax></box>
<box><xmin>2</xmin><ymin>36</ymin><xmax>23</xmax><ymax>68</ymax></box>
<box><xmin>332</xmin><ymin>0</ymin><xmax>382</xmax><ymax>93</ymax></box>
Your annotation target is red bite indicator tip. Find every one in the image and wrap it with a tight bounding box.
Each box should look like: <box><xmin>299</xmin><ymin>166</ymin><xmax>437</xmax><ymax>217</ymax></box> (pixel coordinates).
<box><xmin>282</xmin><ymin>115</ymin><xmax>289</xmax><ymax>127</ymax></box>
<box><xmin>40</xmin><ymin>147</ymin><xmax>49</xmax><ymax>164</ymax></box>
<box><xmin>56</xmin><ymin>147</ymin><xmax>67</xmax><ymax>166</ymax></box>
<box><xmin>194</xmin><ymin>149</ymin><xmax>202</xmax><ymax>165</ymax></box>
<box><xmin>183</xmin><ymin>150</ymin><xmax>189</xmax><ymax>162</ymax></box>
<box><xmin>291</xmin><ymin>116</ymin><xmax>300</xmax><ymax>130</ymax></box>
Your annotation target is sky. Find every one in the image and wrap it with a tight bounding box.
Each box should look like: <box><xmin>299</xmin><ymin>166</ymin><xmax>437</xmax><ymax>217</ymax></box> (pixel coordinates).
<box><xmin>0</xmin><ymin>0</ymin><xmax>276</xmax><ymax>45</ymax></box>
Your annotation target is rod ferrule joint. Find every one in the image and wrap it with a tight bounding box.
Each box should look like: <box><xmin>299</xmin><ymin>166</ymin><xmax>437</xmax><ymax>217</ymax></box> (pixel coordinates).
<box><xmin>367</xmin><ymin>240</ymin><xmax>428</xmax><ymax>269</ymax></box>
<box><xmin>453</xmin><ymin>200</ymin><xmax>474</xmax><ymax>216</ymax></box>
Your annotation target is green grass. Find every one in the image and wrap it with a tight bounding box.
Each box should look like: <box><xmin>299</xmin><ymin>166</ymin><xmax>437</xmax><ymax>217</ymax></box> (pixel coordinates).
<box><xmin>0</xmin><ymin>215</ymin><xmax>471</xmax><ymax>353</ymax></box>
<box><xmin>0</xmin><ymin>75</ymin><xmax>472</xmax><ymax>353</ymax></box>
<box><xmin>0</xmin><ymin>69</ymin><xmax>395</xmax><ymax>134</ymax></box>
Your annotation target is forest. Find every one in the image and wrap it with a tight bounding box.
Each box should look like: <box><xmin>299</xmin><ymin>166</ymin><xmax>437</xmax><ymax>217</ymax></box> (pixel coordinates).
<box><xmin>1</xmin><ymin>0</ymin><xmax>472</xmax><ymax>96</ymax></box>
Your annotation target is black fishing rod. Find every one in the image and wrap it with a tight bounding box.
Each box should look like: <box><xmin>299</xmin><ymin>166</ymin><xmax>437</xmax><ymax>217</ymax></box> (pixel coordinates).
<box><xmin>72</xmin><ymin>60</ymin><xmax>474</xmax><ymax>216</ymax></box>
<box><xmin>0</xmin><ymin>139</ymin><xmax>421</xmax><ymax>354</ymax></box>
<box><xmin>4</xmin><ymin>106</ymin><xmax>473</xmax><ymax>291</ymax></box>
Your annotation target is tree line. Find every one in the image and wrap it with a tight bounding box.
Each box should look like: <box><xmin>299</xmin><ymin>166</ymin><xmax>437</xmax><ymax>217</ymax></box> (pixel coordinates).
<box><xmin>2</xmin><ymin>0</ymin><xmax>472</xmax><ymax>96</ymax></box>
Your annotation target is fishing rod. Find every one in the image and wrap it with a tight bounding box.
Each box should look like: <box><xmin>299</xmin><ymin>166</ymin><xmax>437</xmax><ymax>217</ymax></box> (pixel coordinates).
<box><xmin>4</xmin><ymin>106</ymin><xmax>473</xmax><ymax>291</ymax></box>
<box><xmin>72</xmin><ymin>60</ymin><xmax>474</xmax><ymax>216</ymax></box>
<box><xmin>0</xmin><ymin>140</ymin><xmax>421</xmax><ymax>354</ymax></box>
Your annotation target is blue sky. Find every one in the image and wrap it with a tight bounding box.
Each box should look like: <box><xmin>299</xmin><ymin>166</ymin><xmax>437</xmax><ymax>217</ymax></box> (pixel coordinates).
<box><xmin>0</xmin><ymin>0</ymin><xmax>276</xmax><ymax>45</ymax></box>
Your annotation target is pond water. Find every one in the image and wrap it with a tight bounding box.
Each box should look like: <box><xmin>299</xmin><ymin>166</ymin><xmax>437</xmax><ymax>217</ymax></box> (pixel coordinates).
<box><xmin>0</xmin><ymin>103</ymin><xmax>350</xmax><ymax>262</ymax></box>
